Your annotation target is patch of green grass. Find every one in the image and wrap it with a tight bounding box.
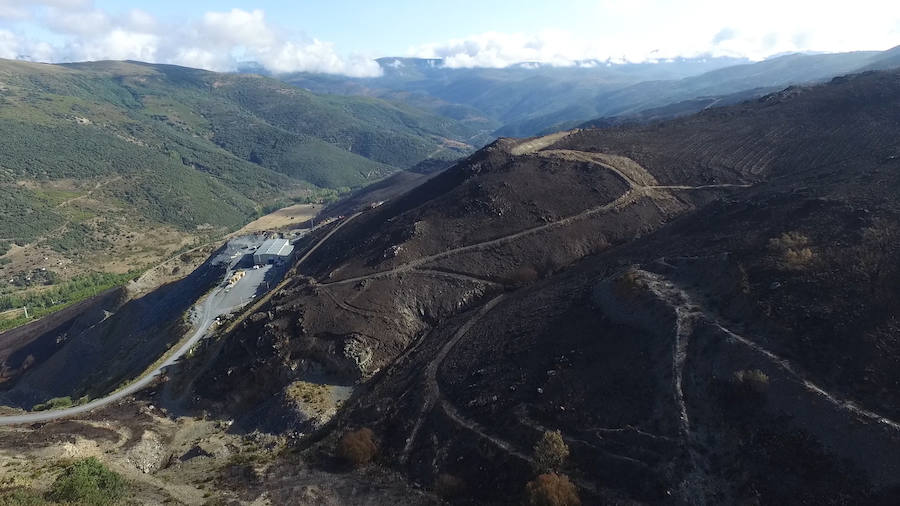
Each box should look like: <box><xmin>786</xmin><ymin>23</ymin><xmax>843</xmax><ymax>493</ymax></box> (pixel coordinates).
<box><xmin>0</xmin><ymin>488</ymin><xmax>50</xmax><ymax>506</ymax></box>
<box><xmin>0</xmin><ymin>270</ymin><xmax>141</xmax><ymax>332</ymax></box>
<box><xmin>31</xmin><ymin>188</ymin><xmax>82</xmax><ymax>207</ymax></box>
<box><xmin>46</xmin><ymin>457</ymin><xmax>126</xmax><ymax>506</ymax></box>
<box><xmin>32</xmin><ymin>396</ymin><xmax>73</xmax><ymax>412</ymax></box>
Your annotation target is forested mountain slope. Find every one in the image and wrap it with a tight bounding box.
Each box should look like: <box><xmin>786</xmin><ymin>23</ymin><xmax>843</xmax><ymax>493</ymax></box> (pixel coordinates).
<box><xmin>0</xmin><ymin>59</ymin><xmax>478</xmax><ymax>328</ymax></box>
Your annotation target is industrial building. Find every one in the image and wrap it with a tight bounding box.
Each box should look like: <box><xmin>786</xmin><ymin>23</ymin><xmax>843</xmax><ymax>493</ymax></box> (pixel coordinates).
<box><xmin>253</xmin><ymin>238</ymin><xmax>294</xmax><ymax>265</ymax></box>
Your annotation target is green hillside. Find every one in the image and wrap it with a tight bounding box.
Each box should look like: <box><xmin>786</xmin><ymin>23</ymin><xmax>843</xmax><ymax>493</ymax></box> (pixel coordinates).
<box><xmin>0</xmin><ymin>58</ymin><xmax>477</xmax><ymax>326</ymax></box>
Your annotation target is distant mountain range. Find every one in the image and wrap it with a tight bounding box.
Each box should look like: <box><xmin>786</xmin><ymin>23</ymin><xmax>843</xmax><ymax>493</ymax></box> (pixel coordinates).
<box><xmin>274</xmin><ymin>46</ymin><xmax>900</xmax><ymax>136</ymax></box>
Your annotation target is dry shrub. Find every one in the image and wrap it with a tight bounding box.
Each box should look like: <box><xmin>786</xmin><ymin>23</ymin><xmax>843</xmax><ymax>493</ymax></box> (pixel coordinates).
<box><xmin>532</xmin><ymin>430</ymin><xmax>570</xmax><ymax>474</ymax></box>
<box><xmin>769</xmin><ymin>231</ymin><xmax>809</xmax><ymax>250</ymax></box>
<box><xmin>336</xmin><ymin>428</ymin><xmax>377</xmax><ymax>467</ymax></box>
<box><xmin>524</xmin><ymin>473</ymin><xmax>581</xmax><ymax>506</ymax></box>
<box><xmin>733</xmin><ymin>369</ymin><xmax>770</xmax><ymax>394</ymax></box>
<box><xmin>769</xmin><ymin>232</ymin><xmax>815</xmax><ymax>270</ymax></box>
<box><xmin>614</xmin><ymin>268</ymin><xmax>645</xmax><ymax>298</ymax></box>
<box><xmin>434</xmin><ymin>473</ymin><xmax>466</xmax><ymax>500</ymax></box>
<box><xmin>782</xmin><ymin>247</ymin><xmax>814</xmax><ymax>269</ymax></box>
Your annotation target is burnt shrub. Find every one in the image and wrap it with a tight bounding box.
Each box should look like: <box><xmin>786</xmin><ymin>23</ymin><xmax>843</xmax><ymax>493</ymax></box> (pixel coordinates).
<box><xmin>532</xmin><ymin>430</ymin><xmax>570</xmax><ymax>474</ymax></box>
<box><xmin>524</xmin><ymin>473</ymin><xmax>581</xmax><ymax>506</ymax></box>
<box><xmin>769</xmin><ymin>232</ymin><xmax>815</xmax><ymax>271</ymax></box>
<box><xmin>614</xmin><ymin>268</ymin><xmax>645</xmax><ymax>299</ymax></box>
<box><xmin>733</xmin><ymin>369</ymin><xmax>770</xmax><ymax>394</ymax></box>
<box><xmin>504</xmin><ymin>265</ymin><xmax>540</xmax><ymax>286</ymax></box>
<box><xmin>434</xmin><ymin>473</ymin><xmax>466</xmax><ymax>501</ymax></box>
<box><xmin>336</xmin><ymin>428</ymin><xmax>378</xmax><ymax>467</ymax></box>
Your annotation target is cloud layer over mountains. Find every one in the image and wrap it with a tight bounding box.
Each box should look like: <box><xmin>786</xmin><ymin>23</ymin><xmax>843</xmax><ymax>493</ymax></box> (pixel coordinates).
<box><xmin>411</xmin><ymin>1</ymin><xmax>900</xmax><ymax>67</ymax></box>
<box><xmin>0</xmin><ymin>0</ymin><xmax>898</xmax><ymax>76</ymax></box>
<box><xmin>0</xmin><ymin>2</ymin><xmax>383</xmax><ymax>76</ymax></box>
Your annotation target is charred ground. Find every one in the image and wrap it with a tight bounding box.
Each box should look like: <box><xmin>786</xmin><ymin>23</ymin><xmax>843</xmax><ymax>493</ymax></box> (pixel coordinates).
<box><xmin>173</xmin><ymin>69</ymin><xmax>900</xmax><ymax>504</ymax></box>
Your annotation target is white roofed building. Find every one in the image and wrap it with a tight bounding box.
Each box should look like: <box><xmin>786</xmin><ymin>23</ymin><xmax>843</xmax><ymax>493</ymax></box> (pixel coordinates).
<box><xmin>253</xmin><ymin>238</ymin><xmax>294</xmax><ymax>265</ymax></box>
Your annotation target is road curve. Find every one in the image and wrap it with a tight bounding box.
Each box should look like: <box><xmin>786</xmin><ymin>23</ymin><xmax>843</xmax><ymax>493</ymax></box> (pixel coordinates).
<box><xmin>0</xmin><ymin>290</ymin><xmax>220</xmax><ymax>425</ymax></box>
<box><xmin>0</xmin><ymin>236</ymin><xmax>277</xmax><ymax>426</ymax></box>
<box><xmin>0</xmin><ymin>212</ymin><xmax>364</xmax><ymax>425</ymax></box>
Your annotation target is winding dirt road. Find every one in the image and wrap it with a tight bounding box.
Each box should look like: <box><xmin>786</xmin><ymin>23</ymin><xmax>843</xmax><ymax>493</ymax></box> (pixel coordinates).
<box><xmin>401</xmin><ymin>295</ymin><xmax>506</xmax><ymax>462</ymax></box>
<box><xmin>0</xmin><ymin>233</ymin><xmax>297</xmax><ymax>425</ymax></box>
<box><xmin>0</xmin><ymin>245</ymin><xmax>261</xmax><ymax>425</ymax></box>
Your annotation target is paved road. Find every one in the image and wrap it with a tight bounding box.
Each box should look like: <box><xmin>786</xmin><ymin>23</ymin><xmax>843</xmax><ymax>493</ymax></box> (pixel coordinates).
<box><xmin>0</xmin><ymin>236</ymin><xmax>276</xmax><ymax>425</ymax></box>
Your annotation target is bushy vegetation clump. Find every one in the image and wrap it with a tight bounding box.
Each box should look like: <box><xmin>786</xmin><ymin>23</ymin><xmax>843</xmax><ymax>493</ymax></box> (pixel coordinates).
<box><xmin>336</xmin><ymin>428</ymin><xmax>378</xmax><ymax>467</ymax></box>
<box><xmin>614</xmin><ymin>268</ymin><xmax>646</xmax><ymax>298</ymax></box>
<box><xmin>0</xmin><ymin>488</ymin><xmax>49</xmax><ymax>505</ymax></box>
<box><xmin>524</xmin><ymin>473</ymin><xmax>580</xmax><ymax>506</ymax></box>
<box><xmin>32</xmin><ymin>396</ymin><xmax>74</xmax><ymax>412</ymax></box>
<box><xmin>769</xmin><ymin>232</ymin><xmax>815</xmax><ymax>271</ymax></box>
<box><xmin>533</xmin><ymin>430</ymin><xmax>570</xmax><ymax>474</ymax></box>
<box><xmin>733</xmin><ymin>369</ymin><xmax>771</xmax><ymax>394</ymax></box>
<box><xmin>46</xmin><ymin>457</ymin><xmax>126</xmax><ymax>506</ymax></box>
<box><xmin>0</xmin><ymin>271</ymin><xmax>137</xmax><ymax>311</ymax></box>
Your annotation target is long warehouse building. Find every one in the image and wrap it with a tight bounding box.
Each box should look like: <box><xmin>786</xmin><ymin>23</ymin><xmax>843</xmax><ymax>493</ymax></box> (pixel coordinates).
<box><xmin>253</xmin><ymin>238</ymin><xmax>294</xmax><ymax>265</ymax></box>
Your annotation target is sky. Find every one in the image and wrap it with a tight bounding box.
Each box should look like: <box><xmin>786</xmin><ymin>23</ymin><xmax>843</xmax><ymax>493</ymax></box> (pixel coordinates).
<box><xmin>0</xmin><ymin>0</ymin><xmax>898</xmax><ymax>76</ymax></box>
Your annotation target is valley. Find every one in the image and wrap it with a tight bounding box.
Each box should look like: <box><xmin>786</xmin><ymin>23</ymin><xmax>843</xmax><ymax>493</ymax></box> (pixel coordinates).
<box><xmin>0</xmin><ymin>58</ymin><xmax>481</xmax><ymax>334</ymax></box>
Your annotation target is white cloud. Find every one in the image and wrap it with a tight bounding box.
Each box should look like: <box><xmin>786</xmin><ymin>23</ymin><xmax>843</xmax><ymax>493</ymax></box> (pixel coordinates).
<box><xmin>176</xmin><ymin>8</ymin><xmax>382</xmax><ymax>76</ymax></box>
<box><xmin>0</xmin><ymin>0</ymin><xmax>89</xmax><ymax>20</ymax></box>
<box><xmin>415</xmin><ymin>30</ymin><xmax>608</xmax><ymax>68</ymax></box>
<box><xmin>0</xmin><ymin>28</ymin><xmax>18</xmax><ymax>58</ymax></box>
<box><xmin>68</xmin><ymin>28</ymin><xmax>158</xmax><ymax>62</ymax></box>
<box><xmin>0</xmin><ymin>5</ymin><xmax>382</xmax><ymax>76</ymax></box>
<box><xmin>44</xmin><ymin>6</ymin><xmax>110</xmax><ymax>36</ymax></box>
<box><xmin>411</xmin><ymin>0</ymin><xmax>900</xmax><ymax>67</ymax></box>
<box><xmin>1</xmin><ymin>1</ymin><xmax>898</xmax><ymax>74</ymax></box>
<box><xmin>198</xmin><ymin>8</ymin><xmax>276</xmax><ymax>48</ymax></box>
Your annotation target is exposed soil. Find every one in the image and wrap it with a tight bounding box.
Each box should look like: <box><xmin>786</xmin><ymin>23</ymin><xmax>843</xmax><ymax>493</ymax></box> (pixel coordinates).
<box><xmin>234</xmin><ymin>204</ymin><xmax>321</xmax><ymax>235</ymax></box>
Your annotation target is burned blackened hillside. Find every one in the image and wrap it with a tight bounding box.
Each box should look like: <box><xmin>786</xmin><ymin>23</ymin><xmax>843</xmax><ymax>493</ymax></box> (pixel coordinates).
<box><xmin>188</xmin><ymin>69</ymin><xmax>900</xmax><ymax>504</ymax></box>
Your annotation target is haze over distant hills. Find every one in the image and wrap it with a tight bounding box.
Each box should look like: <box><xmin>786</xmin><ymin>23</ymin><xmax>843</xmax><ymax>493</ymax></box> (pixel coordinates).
<box><xmin>276</xmin><ymin>46</ymin><xmax>900</xmax><ymax>136</ymax></box>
